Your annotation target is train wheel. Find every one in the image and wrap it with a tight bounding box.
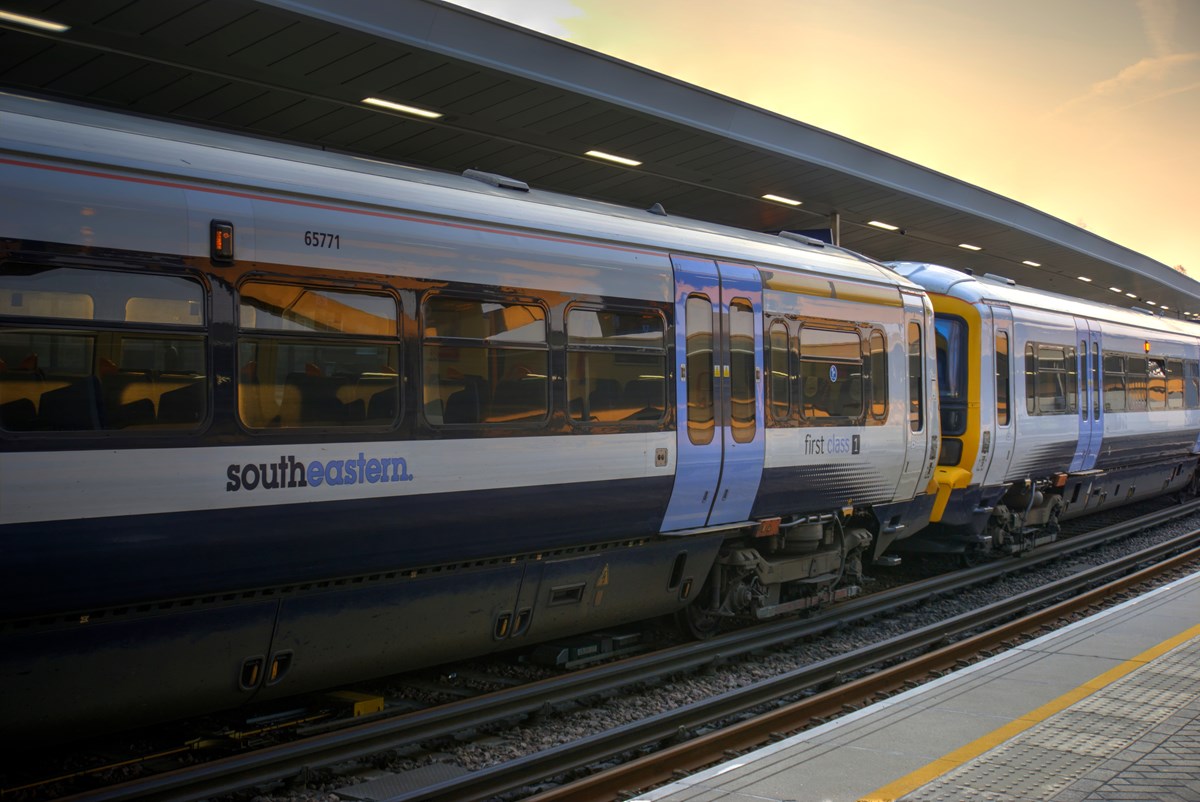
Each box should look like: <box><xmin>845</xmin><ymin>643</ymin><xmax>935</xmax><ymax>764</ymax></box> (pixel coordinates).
<box><xmin>676</xmin><ymin>593</ymin><xmax>722</xmax><ymax>640</ymax></box>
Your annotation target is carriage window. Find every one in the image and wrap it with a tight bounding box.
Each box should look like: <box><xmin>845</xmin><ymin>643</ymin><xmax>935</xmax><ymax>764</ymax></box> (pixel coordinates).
<box><xmin>768</xmin><ymin>321</ymin><xmax>790</xmax><ymax>422</ymax></box>
<box><xmin>908</xmin><ymin>322</ymin><xmax>923</xmax><ymax>432</ymax></box>
<box><xmin>1167</xmin><ymin>358</ymin><xmax>1185</xmax><ymax>410</ymax></box>
<box><xmin>238</xmin><ymin>282</ymin><xmax>399</xmax><ymax>429</ymax></box>
<box><xmin>423</xmin><ymin>295</ymin><xmax>547</xmax><ymax>426</ymax></box>
<box><xmin>566</xmin><ymin>307</ymin><xmax>666</xmax><ymax>425</ymax></box>
<box><xmin>996</xmin><ymin>331</ymin><xmax>1010</xmax><ymax>426</ymax></box>
<box><xmin>1125</xmin><ymin>355</ymin><xmax>1148</xmax><ymax>411</ymax></box>
<box><xmin>1149</xmin><ymin>358</ymin><xmax>1168</xmax><ymax>411</ymax></box>
<box><xmin>684</xmin><ymin>295</ymin><xmax>715</xmax><ymax>446</ymax></box>
<box><xmin>1036</xmin><ymin>343</ymin><xmax>1075</xmax><ymax>413</ymax></box>
<box><xmin>935</xmin><ymin>316</ymin><xmax>967</xmax><ymax>435</ymax></box>
<box><xmin>799</xmin><ymin>326</ymin><xmax>862</xmax><ymax>422</ymax></box>
<box><xmin>869</xmin><ymin>329</ymin><xmax>887</xmax><ymax>421</ymax></box>
<box><xmin>729</xmin><ymin>299</ymin><xmax>756</xmax><ymax>444</ymax></box>
<box><xmin>1186</xmin><ymin>359</ymin><xmax>1200</xmax><ymax>409</ymax></box>
<box><xmin>1103</xmin><ymin>352</ymin><xmax>1126</xmax><ymax>412</ymax></box>
<box><xmin>0</xmin><ymin>265</ymin><xmax>207</xmax><ymax>433</ymax></box>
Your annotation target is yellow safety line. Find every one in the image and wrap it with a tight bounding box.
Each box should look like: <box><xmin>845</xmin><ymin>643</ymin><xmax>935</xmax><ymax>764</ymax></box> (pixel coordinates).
<box><xmin>858</xmin><ymin>620</ymin><xmax>1200</xmax><ymax>802</ymax></box>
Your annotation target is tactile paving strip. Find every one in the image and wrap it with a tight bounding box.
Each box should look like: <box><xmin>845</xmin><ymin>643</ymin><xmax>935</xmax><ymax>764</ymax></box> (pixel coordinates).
<box><xmin>901</xmin><ymin>636</ymin><xmax>1200</xmax><ymax>801</ymax></box>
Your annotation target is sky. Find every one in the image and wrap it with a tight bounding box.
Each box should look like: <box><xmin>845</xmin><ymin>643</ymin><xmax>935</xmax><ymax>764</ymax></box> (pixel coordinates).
<box><xmin>445</xmin><ymin>0</ymin><xmax>1198</xmax><ymax>275</ymax></box>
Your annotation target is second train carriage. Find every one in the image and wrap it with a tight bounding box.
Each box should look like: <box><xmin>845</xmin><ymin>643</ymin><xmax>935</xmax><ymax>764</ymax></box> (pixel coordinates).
<box><xmin>891</xmin><ymin>261</ymin><xmax>1200</xmax><ymax>557</ymax></box>
<box><xmin>0</xmin><ymin>94</ymin><xmax>937</xmax><ymax>738</ymax></box>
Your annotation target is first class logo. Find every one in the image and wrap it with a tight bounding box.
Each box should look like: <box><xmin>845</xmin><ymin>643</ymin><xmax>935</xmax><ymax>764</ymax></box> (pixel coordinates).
<box><xmin>226</xmin><ymin>453</ymin><xmax>413</xmax><ymax>492</ymax></box>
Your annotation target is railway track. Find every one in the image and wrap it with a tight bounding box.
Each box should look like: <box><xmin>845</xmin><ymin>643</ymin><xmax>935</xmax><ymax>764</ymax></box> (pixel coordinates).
<box><xmin>22</xmin><ymin>497</ymin><xmax>1200</xmax><ymax>802</ymax></box>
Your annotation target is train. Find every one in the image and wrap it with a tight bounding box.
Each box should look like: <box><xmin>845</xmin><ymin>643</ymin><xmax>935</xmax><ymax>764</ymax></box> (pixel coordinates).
<box><xmin>0</xmin><ymin>93</ymin><xmax>1195</xmax><ymax>741</ymax></box>
<box><xmin>892</xmin><ymin>262</ymin><xmax>1200</xmax><ymax>559</ymax></box>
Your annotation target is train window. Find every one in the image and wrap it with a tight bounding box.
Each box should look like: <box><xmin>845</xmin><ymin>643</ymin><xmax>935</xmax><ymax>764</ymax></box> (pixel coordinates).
<box><xmin>869</xmin><ymin>330</ymin><xmax>887</xmax><ymax>421</ymax></box>
<box><xmin>934</xmin><ymin>316</ymin><xmax>967</xmax><ymax>435</ymax></box>
<box><xmin>996</xmin><ymin>331</ymin><xmax>1010</xmax><ymax>426</ymax></box>
<box><xmin>1065</xmin><ymin>346</ymin><xmax>1078</xmax><ymax>414</ymax></box>
<box><xmin>0</xmin><ymin>265</ymin><xmax>207</xmax><ymax>433</ymax></box>
<box><xmin>908</xmin><ymin>322</ymin><xmax>923</xmax><ymax>432</ymax></box>
<box><xmin>1091</xmin><ymin>343</ymin><xmax>1101</xmax><ymax>418</ymax></box>
<box><xmin>1125</xmin><ymin>355</ymin><xmax>1148</xmax><ymax>411</ymax></box>
<box><xmin>1079</xmin><ymin>340</ymin><xmax>1088</xmax><ymax>421</ymax></box>
<box><xmin>238</xmin><ymin>282</ymin><xmax>399</xmax><ymax>429</ymax></box>
<box><xmin>684</xmin><ymin>295</ymin><xmax>715</xmax><ymax>446</ymax></box>
<box><xmin>1103</xmin><ymin>352</ymin><xmax>1126</xmax><ymax>412</ymax></box>
<box><xmin>1034</xmin><ymin>344</ymin><xmax>1069</xmax><ymax>414</ymax></box>
<box><xmin>566</xmin><ymin>307</ymin><xmax>667</xmax><ymax>425</ymax></box>
<box><xmin>422</xmin><ymin>295</ymin><xmax>547</xmax><ymax>426</ymax></box>
<box><xmin>768</xmin><ymin>321</ymin><xmax>790</xmax><ymax>422</ymax></box>
<box><xmin>1186</xmin><ymin>360</ymin><xmax>1200</xmax><ymax>409</ymax></box>
<box><xmin>1024</xmin><ymin>344</ymin><xmax>1035</xmax><ymax>414</ymax></box>
<box><xmin>729</xmin><ymin>299</ymin><xmax>756</xmax><ymax>444</ymax></box>
<box><xmin>1167</xmin><ymin>358</ymin><xmax>1185</xmax><ymax>410</ymax></box>
<box><xmin>798</xmin><ymin>326</ymin><xmax>863</xmax><ymax>423</ymax></box>
<box><xmin>1149</xmin><ymin>358</ymin><xmax>1168</xmax><ymax>411</ymax></box>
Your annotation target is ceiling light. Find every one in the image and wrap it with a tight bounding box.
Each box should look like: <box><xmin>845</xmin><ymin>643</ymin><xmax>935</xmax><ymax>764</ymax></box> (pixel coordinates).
<box><xmin>585</xmin><ymin>150</ymin><xmax>642</xmax><ymax>167</ymax></box>
<box><xmin>361</xmin><ymin>97</ymin><xmax>442</xmax><ymax>119</ymax></box>
<box><xmin>958</xmin><ymin>243</ymin><xmax>982</xmax><ymax>251</ymax></box>
<box><xmin>762</xmin><ymin>194</ymin><xmax>802</xmax><ymax>206</ymax></box>
<box><xmin>1162</xmin><ymin>306</ymin><xmax>1170</xmax><ymax>311</ymax></box>
<box><xmin>1126</xmin><ymin>293</ymin><xmax>1138</xmax><ymax>298</ymax></box>
<box><xmin>0</xmin><ymin>10</ymin><xmax>69</xmax><ymax>31</ymax></box>
<box><xmin>1146</xmin><ymin>301</ymin><xmax>1157</xmax><ymax>306</ymax></box>
<box><xmin>1077</xmin><ymin>276</ymin><xmax>1092</xmax><ymax>282</ymax></box>
<box><xmin>1023</xmin><ymin>261</ymin><xmax>1042</xmax><ymax>267</ymax></box>
<box><xmin>1110</xmin><ymin>287</ymin><xmax>1123</xmax><ymax>293</ymax></box>
<box><xmin>868</xmin><ymin>220</ymin><xmax>899</xmax><ymax>231</ymax></box>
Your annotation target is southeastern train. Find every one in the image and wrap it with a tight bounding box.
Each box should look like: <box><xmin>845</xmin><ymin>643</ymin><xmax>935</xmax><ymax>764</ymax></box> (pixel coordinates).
<box><xmin>0</xmin><ymin>93</ymin><xmax>1195</xmax><ymax>741</ymax></box>
<box><xmin>0</xmin><ymin>94</ymin><xmax>939</xmax><ymax>739</ymax></box>
<box><xmin>891</xmin><ymin>262</ymin><xmax>1200</xmax><ymax>558</ymax></box>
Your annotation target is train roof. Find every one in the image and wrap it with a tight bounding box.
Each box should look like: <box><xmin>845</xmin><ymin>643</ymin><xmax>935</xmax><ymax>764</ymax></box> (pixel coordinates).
<box><xmin>0</xmin><ymin>93</ymin><xmax>920</xmax><ymax>294</ymax></box>
<box><xmin>891</xmin><ymin>261</ymin><xmax>1200</xmax><ymax>337</ymax></box>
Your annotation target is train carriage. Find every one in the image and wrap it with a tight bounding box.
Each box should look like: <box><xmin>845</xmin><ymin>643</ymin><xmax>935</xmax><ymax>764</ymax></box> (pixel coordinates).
<box><xmin>892</xmin><ymin>261</ymin><xmax>1200</xmax><ymax>556</ymax></box>
<box><xmin>0</xmin><ymin>94</ymin><xmax>936</xmax><ymax>738</ymax></box>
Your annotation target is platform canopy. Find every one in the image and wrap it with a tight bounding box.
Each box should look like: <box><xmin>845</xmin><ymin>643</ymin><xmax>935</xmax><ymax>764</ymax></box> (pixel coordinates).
<box><xmin>1</xmin><ymin>0</ymin><xmax>1195</xmax><ymax>316</ymax></box>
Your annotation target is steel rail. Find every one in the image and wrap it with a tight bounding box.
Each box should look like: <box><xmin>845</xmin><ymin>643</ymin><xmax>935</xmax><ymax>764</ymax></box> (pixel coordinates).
<box><xmin>55</xmin><ymin>498</ymin><xmax>1200</xmax><ymax>802</ymax></box>
<box><xmin>399</xmin><ymin>530</ymin><xmax>1200</xmax><ymax>802</ymax></box>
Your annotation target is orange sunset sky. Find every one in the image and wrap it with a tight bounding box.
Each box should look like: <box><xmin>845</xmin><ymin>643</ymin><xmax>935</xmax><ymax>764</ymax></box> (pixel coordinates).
<box><xmin>447</xmin><ymin>0</ymin><xmax>1199</xmax><ymax>276</ymax></box>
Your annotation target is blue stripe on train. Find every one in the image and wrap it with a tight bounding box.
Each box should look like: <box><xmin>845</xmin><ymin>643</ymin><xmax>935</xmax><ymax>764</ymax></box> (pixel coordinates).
<box><xmin>1</xmin><ymin>475</ymin><xmax>675</xmax><ymax>618</ymax></box>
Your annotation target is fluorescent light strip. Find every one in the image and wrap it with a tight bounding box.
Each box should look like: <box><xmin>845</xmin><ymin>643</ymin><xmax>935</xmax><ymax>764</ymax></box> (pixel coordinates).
<box><xmin>1023</xmin><ymin>260</ymin><xmax>1042</xmax><ymax>267</ymax></box>
<box><xmin>361</xmin><ymin>97</ymin><xmax>442</xmax><ymax>119</ymax></box>
<box><xmin>0</xmin><ymin>10</ymin><xmax>69</xmax><ymax>31</ymax></box>
<box><xmin>1077</xmin><ymin>276</ymin><xmax>1092</xmax><ymax>282</ymax></box>
<box><xmin>1126</xmin><ymin>293</ymin><xmax>1138</xmax><ymax>298</ymax></box>
<box><xmin>762</xmin><ymin>194</ymin><xmax>802</xmax><ymax>206</ymax></box>
<box><xmin>585</xmin><ymin>150</ymin><xmax>642</xmax><ymax>167</ymax></box>
<box><xmin>1110</xmin><ymin>287</ymin><xmax>1123</xmax><ymax>293</ymax></box>
<box><xmin>868</xmin><ymin>220</ymin><xmax>899</xmax><ymax>231</ymax></box>
<box><xmin>958</xmin><ymin>243</ymin><xmax>982</xmax><ymax>251</ymax></box>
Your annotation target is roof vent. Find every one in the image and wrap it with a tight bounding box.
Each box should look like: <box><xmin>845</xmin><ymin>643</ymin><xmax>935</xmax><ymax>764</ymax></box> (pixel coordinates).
<box><xmin>647</xmin><ymin>202</ymin><xmax>667</xmax><ymax>216</ymax></box>
<box><xmin>777</xmin><ymin>231</ymin><xmax>826</xmax><ymax>248</ymax></box>
<box><xmin>983</xmin><ymin>272</ymin><xmax>1016</xmax><ymax>286</ymax></box>
<box><xmin>462</xmin><ymin>169</ymin><xmax>529</xmax><ymax>192</ymax></box>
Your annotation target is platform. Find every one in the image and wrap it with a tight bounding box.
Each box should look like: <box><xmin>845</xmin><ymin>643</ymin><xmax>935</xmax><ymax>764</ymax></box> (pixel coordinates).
<box><xmin>635</xmin><ymin>569</ymin><xmax>1200</xmax><ymax>802</ymax></box>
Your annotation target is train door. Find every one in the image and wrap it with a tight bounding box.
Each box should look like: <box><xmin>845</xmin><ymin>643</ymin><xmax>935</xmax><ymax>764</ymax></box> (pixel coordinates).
<box><xmin>1073</xmin><ymin>320</ymin><xmax>1103</xmax><ymax>470</ymax></box>
<box><xmin>982</xmin><ymin>304</ymin><xmax>1015</xmax><ymax>487</ymax></box>
<box><xmin>661</xmin><ymin>255</ymin><xmax>765</xmax><ymax>531</ymax></box>
<box><xmin>896</xmin><ymin>291</ymin><xmax>933</xmax><ymax>500</ymax></box>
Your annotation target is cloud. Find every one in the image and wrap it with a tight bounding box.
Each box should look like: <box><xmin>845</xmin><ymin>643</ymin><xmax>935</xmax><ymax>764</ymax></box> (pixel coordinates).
<box><xmin>441</xmin><ymin>0</ymin><xmax>584</xmax><ymax>39</ymax></box>
<box><xmin>1137</xmin><ymin>0</ymin><xmax>1177</xmax><ymax>56</ymax></box>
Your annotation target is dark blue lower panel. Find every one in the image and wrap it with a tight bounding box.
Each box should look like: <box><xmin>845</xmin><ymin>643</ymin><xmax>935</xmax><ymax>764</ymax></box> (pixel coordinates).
<box><xmin>752</xmin><ymin>461</ymin><xmax>897</xmax><ymax>519</ymax></box>
<box><xmin>0</xmin><ymin>601</ymin><xmax>278</xmax><ymax>739</ymax></box>
<box><xmin>0</xmin><ymin>476</ymin><xmax>674</xmax><ymax>620</ymax></box>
